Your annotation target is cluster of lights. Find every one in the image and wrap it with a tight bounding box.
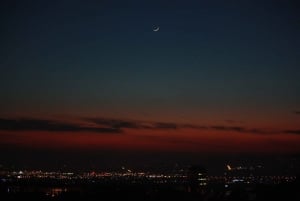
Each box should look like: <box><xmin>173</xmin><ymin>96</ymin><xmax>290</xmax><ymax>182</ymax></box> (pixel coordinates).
<box><xmin>0</xmin><ymin>169</ymin><xmax>297</xmax><ymax>186</ymax></box>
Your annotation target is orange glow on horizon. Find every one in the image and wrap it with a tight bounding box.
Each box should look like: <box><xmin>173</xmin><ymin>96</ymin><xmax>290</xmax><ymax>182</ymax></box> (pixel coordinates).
<box><xmin>1</xmin><ymin>127</ymin><xmax>300</xmax><ymax>153</ymax></box>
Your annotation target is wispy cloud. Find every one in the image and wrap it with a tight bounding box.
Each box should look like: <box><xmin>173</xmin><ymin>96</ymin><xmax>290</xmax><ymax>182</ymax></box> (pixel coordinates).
<box><xmin>209</xmin><ymin>126</ymin><xmax>271</xmax><ymax>134</ymax></box>
<box><xmin>152</xmin><ymin>122</ymin><xmax>178</xmax><ymax>129</ymax></box>
<box><xmin>86</xmin><ymin>118</ymin><xmax>274</xmax><ymax>134</ymax></box>
<box><xmin>283</xmin><ymin>130</ymin><xmax>300</xmax><ymax>135</ymax></box>
<box><xmin>0</xmin><ymin>118</ymin><xmax>121</xmax><ymax>133</ymax></box>
<box><xmin>84</xmin><ymin>118</ymin><xmax>143</xmax><ymax>129</ymax></box>
<box><xmin>86</xmin><ymin>118</ymin><xmax>206</xmax><ymax>130</ymax></box>
<box><xmin>0</xmin><ymin>117</ymin><xmax>299</xmax><ymax>135</ymax></box>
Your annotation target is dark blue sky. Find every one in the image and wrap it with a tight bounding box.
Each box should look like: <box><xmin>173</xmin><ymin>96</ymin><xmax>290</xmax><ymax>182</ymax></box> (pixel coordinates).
<box><xmin>1</xmin><ymin>0</ymin><xmax>300</xmax><ymax>122</ymax></box>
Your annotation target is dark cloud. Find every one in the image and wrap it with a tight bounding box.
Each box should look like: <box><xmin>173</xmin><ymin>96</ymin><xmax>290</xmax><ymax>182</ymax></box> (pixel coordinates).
<box><xmin>86</xmin><ymin>118</ymin><xmax>271</xmax><ymax>134</ymax></box>
<box><xmin>0</xmin><ymin>118</ymin><xmax>121</xmax><ymax>133</ymax></box>
<box><xmin>1</xmin><ymin>117</ymin><xmax>298</xmax><ymax>136</ymax></box>
<box><xmin>284</xmin><ymin>130</ymin><xmax>300</xmax><ymax>135</ymax></box>
<box><xmin>181</xmin><ymin>124</ymin><xmax>208</xmax><ymax>129</ymax></box>
<box><xmin>294</xmin><ymin>111</ymin><xmax>300</xmax><ymax>115</ymax></box>
<box><xmin>210</xmin><ymin>126</ymin><xmax>244</xmax><ymax>132</ymax></box>
<box><xmin>153</xmin><ymin>123</ymin><xmax>178</xmax><ymax>129</ymax></box>
<box><xmin>209</xmin><ymin>126</ymin><xmax>270</xmax><ymax>134</ymax></box>
<box><xmin>86</xmin><ymin>118</ymin><xmax>141</xmax><ymax>129</ymax></box>
<box><xmin>87</xmin><ymin>118</ymin><xmax>204</xmax><ymax>130</ymax></box>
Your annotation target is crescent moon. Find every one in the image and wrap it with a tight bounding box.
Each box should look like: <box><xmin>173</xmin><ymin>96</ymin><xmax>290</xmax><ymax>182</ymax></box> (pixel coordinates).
<box><xmin>153</xmin><ymin>27</ymin><xmax>160</xmax><ymax>32</ymax></box>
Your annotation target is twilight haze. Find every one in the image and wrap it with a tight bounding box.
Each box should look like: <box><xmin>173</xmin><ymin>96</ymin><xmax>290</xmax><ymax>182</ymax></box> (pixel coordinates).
<box><xmin>0</xmin><ymin>0</ymin><xmax>300</xmax><ymax>170</ymax></box>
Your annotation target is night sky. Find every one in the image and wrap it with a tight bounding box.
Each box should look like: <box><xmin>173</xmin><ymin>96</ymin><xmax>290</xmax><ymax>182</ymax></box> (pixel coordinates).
<box><xmin>1</xmin><ymin>0</ymin><xmax>300</xmax><ymax>170</ymax></box>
